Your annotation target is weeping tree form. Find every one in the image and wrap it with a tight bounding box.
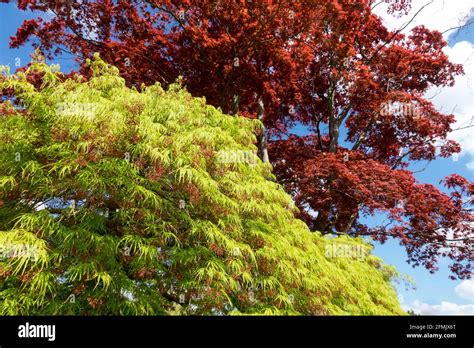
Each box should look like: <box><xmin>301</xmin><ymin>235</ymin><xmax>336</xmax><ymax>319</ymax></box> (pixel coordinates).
<box><xmin>0</xmin><ymin>56</ymin><xmax>404</xmax><ymax>315</ymax></box>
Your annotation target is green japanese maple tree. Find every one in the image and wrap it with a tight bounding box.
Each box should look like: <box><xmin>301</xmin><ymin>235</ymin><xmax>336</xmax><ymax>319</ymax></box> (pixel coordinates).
<box><xmin>0</xmin><ymin>55</ymin><xmax>404</xmax><ymax>315</ymax></box>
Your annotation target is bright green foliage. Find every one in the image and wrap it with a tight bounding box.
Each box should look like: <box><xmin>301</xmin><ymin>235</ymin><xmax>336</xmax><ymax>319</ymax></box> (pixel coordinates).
<box><xmin>0</xmin><ymin>55</ymin><xmax>404</xmax><ymax>315</ymax></box>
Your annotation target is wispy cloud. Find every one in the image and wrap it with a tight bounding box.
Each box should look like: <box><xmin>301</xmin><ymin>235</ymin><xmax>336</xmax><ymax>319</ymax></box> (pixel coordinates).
<box><xmin>403</xmin><ymin>300</ymin><xmax>474</xmax><ymax>315</ymax></box>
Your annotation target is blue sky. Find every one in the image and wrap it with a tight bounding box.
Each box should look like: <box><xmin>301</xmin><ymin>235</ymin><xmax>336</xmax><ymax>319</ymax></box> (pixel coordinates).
<box><xmin>1</xmin><ymin>1</ymin><xmax>473</xmax><ymax>314</ymax></box>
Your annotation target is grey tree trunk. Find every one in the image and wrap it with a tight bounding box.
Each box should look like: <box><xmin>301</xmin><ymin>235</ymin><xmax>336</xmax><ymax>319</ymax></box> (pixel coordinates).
<box><xmin>257</xmin><ymin>97</ymin><xmax>270</xmax><ymax>163</ymax></box>
<box><xmin>231</xmin><ymin>93</ymin><xmax>240</xmax><ymax>116</ymax></box>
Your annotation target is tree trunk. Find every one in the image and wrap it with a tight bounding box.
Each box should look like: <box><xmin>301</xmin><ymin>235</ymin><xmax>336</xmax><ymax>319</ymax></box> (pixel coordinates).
<box><xmin>257</xmin><ymin>96</ymin><xmax>270</xmax><ymax>163</ymax></box>
<box><xmin>231</xmin><ymin>93</ymin><xmax>240</xmax><ymax>115</ymax></box>
<box><xmin>329</xmin><ymin>121</ymin><xmax>340</xmax><ymax>153</ymax></box>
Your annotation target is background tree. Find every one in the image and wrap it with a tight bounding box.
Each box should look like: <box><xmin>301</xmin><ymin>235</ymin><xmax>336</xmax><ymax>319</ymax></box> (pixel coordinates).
<box><xmin>0</xmin><ymin>56</ymin><xmax>404</xmax><ymax>315</ymax></box>
<box><xmin>3</xmin><ymin>0</ymin><xmax>472</xmax><ymax>279</ymax></box>
<box><xmin>271</xmin><ymin>1</ymin><xmax>473</xmax><ymax>279</ymax></box>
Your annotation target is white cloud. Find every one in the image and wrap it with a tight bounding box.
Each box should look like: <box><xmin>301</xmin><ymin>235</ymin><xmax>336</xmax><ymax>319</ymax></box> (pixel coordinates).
<box><xmin>455</xmin><ymin>280</ymin><xmax>474</xmax><ymax>301</ymax></box>
<box><xmin>374</xmin><ymin>0</ymin><xmax>474</xmax><ymax>38</ymax></box>
<box><xmin>376</xmin><ymin>1</ymin><xmax>474</xmax><ymax>170</ymax></box>
<box><xmin>403</xmin><ymin>279</ymin><xmax>474</xmax><ymax>315</ymax></box>
<box><xmin>404</xmin><ymin>300</ymin><xmax>474</xmax><ymax>315</ymax></box>
<box><xmin>428</xmin><ymin>41</ymin><xmax>474</xmax><ymax>170</ymax></box>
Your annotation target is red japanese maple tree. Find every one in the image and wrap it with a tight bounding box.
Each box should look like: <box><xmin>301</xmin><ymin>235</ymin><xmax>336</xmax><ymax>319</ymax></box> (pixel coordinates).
<box><xmin>3</xmin><ymin>0</ymin><xmax>472</xmax><ymax>278</ymax></box>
